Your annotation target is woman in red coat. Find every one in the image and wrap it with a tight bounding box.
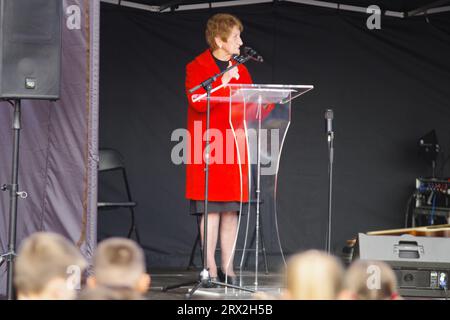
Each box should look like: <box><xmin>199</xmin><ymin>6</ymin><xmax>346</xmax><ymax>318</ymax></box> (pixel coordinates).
<box><xmin>185</xmin><ymin>13</ymin><xmax>252</xmax><ymax>286</ymax></box>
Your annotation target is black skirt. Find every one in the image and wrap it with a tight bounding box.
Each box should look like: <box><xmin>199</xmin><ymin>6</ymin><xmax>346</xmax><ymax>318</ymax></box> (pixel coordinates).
<box><xmin>189</xmin><ymin>200</ymin><xmax>247</xmax><ymax>215</ymax></box>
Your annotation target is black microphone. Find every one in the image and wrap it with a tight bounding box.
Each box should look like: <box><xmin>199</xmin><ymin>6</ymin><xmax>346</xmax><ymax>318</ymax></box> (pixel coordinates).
<box><xmin>232</xmin><ymin>54</ymin><xmax>246</xmax><ymax>64</ymax></box>
<box><xmin>244</xmin><ymin>46</ymin><xmax>264</xmax><ymax>62</ymax></box>
<box><xmin>325</xmin><ymin>109</ymin><xmax>333</xmax><ymax>134</ymax></box>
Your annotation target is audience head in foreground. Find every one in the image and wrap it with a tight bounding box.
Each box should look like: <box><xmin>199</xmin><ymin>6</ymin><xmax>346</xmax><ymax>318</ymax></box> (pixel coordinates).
<box><xmin>78</xmin><ymin>285</ymin><xmax>144</xmax><ymax>300</ymax></box>
<box><xmin>14</xmin><ymin>232</ymin><xmax>87</xmax><ymax>300</ymax></box>
<box><xmin>284</xmin><ymin>250</ymin><xmax>344</xmax><ymax>300</ymax></box>
<box><xmin>339</xmin><ymin>259</ymin><xmax>400</xmax><ymax>300</ymax></box>
<box><xmin>86</xmin><ymin>237</ymin><xmax>150</xmax><ymax>298</ymax></box>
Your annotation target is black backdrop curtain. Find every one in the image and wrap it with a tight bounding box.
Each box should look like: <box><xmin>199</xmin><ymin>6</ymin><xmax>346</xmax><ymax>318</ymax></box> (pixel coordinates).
<box><xmin>99</xmin><ymin>2</ymin><xmax>450</xmax><ymax>268</ymax></box>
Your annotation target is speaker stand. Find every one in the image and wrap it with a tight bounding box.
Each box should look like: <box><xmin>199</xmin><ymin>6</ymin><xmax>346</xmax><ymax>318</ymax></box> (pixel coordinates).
<box><xmin>1</xmin><ymin>99</ymin><xmax>27</xmax><ymax>300</ymax></box>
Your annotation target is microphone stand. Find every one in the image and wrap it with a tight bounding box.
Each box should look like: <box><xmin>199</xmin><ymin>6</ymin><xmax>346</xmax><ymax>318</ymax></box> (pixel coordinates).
<box><xmin>325</xmin><ymin>110</ymin><xmax>334</xmax><ymax>254</ymax></box>
<box><xmin>163</xmin><ymin>54</ymin><xmax>255</xmax><ymax>298</ymax></box>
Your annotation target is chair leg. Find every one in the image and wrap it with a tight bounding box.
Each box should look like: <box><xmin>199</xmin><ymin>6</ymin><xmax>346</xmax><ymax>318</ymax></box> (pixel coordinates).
<box><xmin>187</xmin><ymin>232</ymin><xmax>201</xmax><ymax>270</ymax></box>
<box><xmin>122</xmin><ymin>168</ymin><xmax>141</xmax><ymax>244</ymax></box>
<box><xmin>133</xmin><ymin>223</ymin><xmax>142</xmax><ymax>245</ymax></box>
<box><xmin>135</xmin><ymin>225</ymin><xmax>141</xmax><ymax>244</ymax></box>
<box><xmin>128</xmin><ymin>208</ymin><xmax>141</xmax><ymax>245</ymax></box>
<box><xmin>187</xmin><ymin>216</ymin><xmax>202</xmax><ymax>269</ymax></box>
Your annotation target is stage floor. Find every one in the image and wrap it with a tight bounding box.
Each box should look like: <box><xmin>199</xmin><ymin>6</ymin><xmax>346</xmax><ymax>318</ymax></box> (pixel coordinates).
<box><xmin>0</xmin><ymin>268</ymin><xmax>441</xmax><ymax>300</ymax></box>
<box><xmin>146</xmin><ymin>268</ymin><xmax>284</xmax><ymax>300</ymax></box>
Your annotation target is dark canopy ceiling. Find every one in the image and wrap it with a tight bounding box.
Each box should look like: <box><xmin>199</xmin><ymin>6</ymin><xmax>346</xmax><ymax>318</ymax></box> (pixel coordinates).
<box><xmin>117</xmin><ymin>0</ymin><xmax>449</xmax><ymax>13</ymax></box>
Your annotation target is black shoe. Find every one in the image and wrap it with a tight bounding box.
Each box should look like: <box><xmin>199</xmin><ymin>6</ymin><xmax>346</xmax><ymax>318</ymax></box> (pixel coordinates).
<box><xmin>217</xmin><ymin>268</ymin><xmax>226</xmax><ymax>282</ymax></box>
<box><xmin>217</xmin><ymin>269</ymin><xmax>239</xmax><ymax>286</ymax></box>
<box><xmin>226</xmin><ymin>276</ymin><xmax>239</xmax><ymax>286</ymax></box>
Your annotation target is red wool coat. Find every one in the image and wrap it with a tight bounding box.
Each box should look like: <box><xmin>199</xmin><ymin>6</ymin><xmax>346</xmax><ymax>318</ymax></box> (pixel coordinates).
<box><xmin>185</xmin><ymin>49</ymin><xmax>252</xmax><ymax>202</ymax></box>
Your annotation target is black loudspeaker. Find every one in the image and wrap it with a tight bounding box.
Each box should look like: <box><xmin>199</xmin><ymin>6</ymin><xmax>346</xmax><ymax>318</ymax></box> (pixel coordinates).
<box><xmin>0</xmin><ymin>0</ymin><xmax>61</xmax><ymax>100</ymax></box>
<box><xmin>355</xmin><ymin>233</ymin><xmax>450</xmax><ymax>298</ymax></box>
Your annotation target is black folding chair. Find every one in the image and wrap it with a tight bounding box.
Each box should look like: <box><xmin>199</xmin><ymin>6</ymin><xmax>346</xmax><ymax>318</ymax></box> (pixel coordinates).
<box><xmin>97</xmin><ymin>148</ymin><xmax>141</xmax><ymax>244</ymax></box>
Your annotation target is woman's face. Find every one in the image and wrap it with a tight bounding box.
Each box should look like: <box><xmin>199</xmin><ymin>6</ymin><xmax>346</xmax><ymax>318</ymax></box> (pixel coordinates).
<box><xmin>217</xmin><ymin>25</ymin><xmax>243</xmax><ymax>56</ymax></box>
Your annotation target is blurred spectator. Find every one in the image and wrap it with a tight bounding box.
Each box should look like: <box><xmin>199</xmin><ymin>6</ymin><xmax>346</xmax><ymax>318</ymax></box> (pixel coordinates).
<box><xmin>85</xmin><ymin>237</ymin><xmax>150</xmax><ymax>299</ymax></box>
<box><xmin>14</xmin><ymin>232</ymin><xmax>87</xmax><ymax>300</ymax></box>
<box><xmin>339</xmin><ymin>259</ymin><xmax>401</xmax><ymax>300</ymax></box>
<box><xmin>78</xmin><ymin>285</ymin><xmax>143</xmax><ymax>300</ymax></box>
<box><xmin>284</xmin><ymin>250</ymin><xmax>344</xmax><ymax>300</ymax></box>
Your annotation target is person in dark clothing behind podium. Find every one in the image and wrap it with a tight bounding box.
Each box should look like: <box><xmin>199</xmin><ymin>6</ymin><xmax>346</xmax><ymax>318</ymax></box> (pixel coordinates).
<box><xmin>185</xmin><ymin>13</ymin><xmax>253</xmax><ymax>286</ymax></box>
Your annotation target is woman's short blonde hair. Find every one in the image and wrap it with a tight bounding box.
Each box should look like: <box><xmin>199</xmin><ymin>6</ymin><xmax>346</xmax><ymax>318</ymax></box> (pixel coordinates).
<box><xmin>205</xmin><ymin>13</ymin><xmax>243</xmax><ymax>51</ymax></box>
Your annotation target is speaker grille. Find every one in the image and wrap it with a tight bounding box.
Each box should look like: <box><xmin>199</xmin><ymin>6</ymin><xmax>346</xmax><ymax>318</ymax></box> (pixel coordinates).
<box><xmin>0</xmin><ymin>0</ymin><xmax>61</xmax><ymax>100</ymax></box>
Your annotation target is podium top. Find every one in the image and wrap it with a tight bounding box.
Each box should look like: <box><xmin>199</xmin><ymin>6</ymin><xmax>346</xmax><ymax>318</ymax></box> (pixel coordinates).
<box><xmin>192</xmin><ymin>84</ymin><xmax>314</xmax><ymax>104</ymax></box>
